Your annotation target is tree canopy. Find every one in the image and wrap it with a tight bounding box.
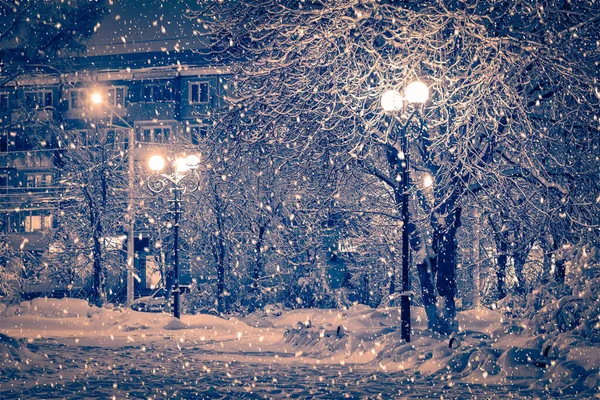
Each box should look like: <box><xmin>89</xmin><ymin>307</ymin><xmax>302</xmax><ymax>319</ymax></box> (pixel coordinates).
<box><xmin>190</xmin><ymin>0</ymin><xmax>600</xmax><ymax>329</ymax></box>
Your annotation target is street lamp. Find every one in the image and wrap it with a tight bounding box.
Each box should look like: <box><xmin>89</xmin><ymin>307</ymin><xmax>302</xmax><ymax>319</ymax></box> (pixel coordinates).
<box><xmin>147</xmin><ymin>154</ymin><xmax>201</xmax><ymax>319</ymax></box>
<box><xmin>90</xmin><ymin>90</ymin><xmax>136</xmax><ymax>307</ymax></box>
<box><xmin>381</xmin><ymin>80</ymin><xmax>429</xmax><ymax>343</ymax></box>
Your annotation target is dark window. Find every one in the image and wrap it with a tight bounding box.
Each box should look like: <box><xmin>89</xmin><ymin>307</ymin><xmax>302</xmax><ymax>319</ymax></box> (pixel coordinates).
<box><xmin>25</xmin><ymin>92</ymin><xmax>37</xmax><ymax>107</ymax></box>
<box><xmin>159</xmin><ymin>128</ymin><xmax>170</xmax><ymax>143</ymax></box>
<box><xmin>25</xmin><ymin>91</ymin><xmax>52</xmax><ymax>108</ymax></box>
<box><xmin>0</xmin><ymin>93</ymin><xmax>9</xmax><ymax>112</ymax></box>
<box><xmin>0</xmin><ymin>132</ymin><xmax>7</xmax><ymax>152</ymax></box>
<box><xmin>138</xmin><ymin>127</ymin><xmax>171</xmax><ymax>143</ymax></box>
<box><xmin>44</xmin><ymin>92</ymin><xmax>52</xmax><ymax>107</ymax></box>
<box><xmin>26</xmin><ymin>175</ymin><xmax>37</xmax><ymax>187</ymax></box>
<box><xmin>141</xmin><ymin>82</ymin><xmax>173</xmax><ymax>102</ymax></box>
<box><xmin>189</xmin><ymin>126</ymin><xmax>207</xmax><ymax>144</ymax></box>
<box><xmin>108</xmin><ymin>87</ymin><xmax>126</xmax><ymax>107</ymax></box>
<box><xmin>189</xmin><ymin>82</ymin><xmax>209</xmax><ymax>104</ymax></box>
<box><xmin>143</xmin><ymin>86</ymin><xmax>153</xmax><ymax>102</ymax></box>
<box><xmin>0</xmin><ymin>174</ymin><xmax>7</xmax><ymax>195</ymax></box>
<box><xmin>71</xmin><ymin>91</ymin><xmax>82</xmax><ymax>109</ymax></box>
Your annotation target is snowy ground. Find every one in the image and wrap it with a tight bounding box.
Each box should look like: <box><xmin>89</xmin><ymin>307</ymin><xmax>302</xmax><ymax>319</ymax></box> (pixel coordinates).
<box><xmin>0</xmin><ymin>298</ymin><xmax>598</xmax><ymax>398</ymax></box>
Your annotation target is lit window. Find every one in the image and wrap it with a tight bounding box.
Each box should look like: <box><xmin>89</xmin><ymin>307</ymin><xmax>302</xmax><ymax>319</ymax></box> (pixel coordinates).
<box><xmin>189</xmin><ymin>82</ymin><xmax>209</xmax><ymax>104</ymax></box>
<box><xmin>24</xmin><ymin>214</ymin><xmax>52</xmax><ymax>232</ymax></box>
<box><xmin>25</xmin><ymin>174</ymin><xmax>52</xmax><ymax>187</ymax></box>
<box><xmin>25</xmin><ymin>215</ymin><xmax>41</xmax><ymax>232</ymax></box>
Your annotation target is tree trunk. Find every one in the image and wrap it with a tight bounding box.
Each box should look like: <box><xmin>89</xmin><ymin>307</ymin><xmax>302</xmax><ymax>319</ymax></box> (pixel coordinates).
<box><xmin>513</xmin><ymin>251</ymin><xmax>528</xmax><ymax>294</ymax></box>
<box><xmin>91</xmin><ymin>219</ymin><xmax>104</xmax><ymax>307</ymax></box>
<box><xmin>85</xmin><ymin>185</ymin><xmax>104</xmax><ymax>307</ymax></box>
<box><xmin>472</xmin><ymin>239</ymin><xmax>481</xmax><ymax>308</ymax></box>
<box><xmin>417</xmin><ymin>261</ymin><xmax>438</xmax><ymax>331</ymax></box>
<box><xmin>252</xmin><ymin>225</ymin><xmax>266</xmax><ymax>311</ymax></box>
<box><xmin>554</xmin><ymin>258</ymin><xmax>566</xmax><ymax>284</ymax></box>
<box><xmin>497</xmin><ymin>240</ymin><xmax>508</xmax><ymax>300</ymax></box>
<box><xmin>436</xmin><ymin>224</ymin><xmax>458</xmax><ymax>333</ymax></box>
<box><xmin>552</xmin><ymin>240</ymin><xmax>566</xmax><ymax>284</ymax></box>
<box><xmin>212</xmin><ymin>185</ymin><xmax>227</xmax><ymax>315</ymax></box>
<box><xmin>92</xmin><ymin>148</ymin><xmax>108</xmax><ymax>307</ymax></box>
<box><xmin>541</xmin><ymin>243</ymin><xmax>552</xmax><ymax>284</ymax></box>
<box><xmin>362</xmin><ymin>274</ymin><xmax>369</xmax><ymax>306</ymax></box>
<box><xmin>216</xmin><ymin>242</ymin><xmax>225</xmax><ymax>314</ymax></box>
<box><xmin>388</xmin><ymin>265</ymin><xmax>395</xmax><ymax>296</ymax></box>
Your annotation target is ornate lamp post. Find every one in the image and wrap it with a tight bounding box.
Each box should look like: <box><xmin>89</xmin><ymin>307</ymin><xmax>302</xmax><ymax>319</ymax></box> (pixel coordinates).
<box><xmin>147</xmin><ymin>154</ymin><xmax>201</xmax><ymax>319</ymax></box>
<box><xmin>381</xmin><ymin>81</ymin><xmax>429</xmax><ymax>343</ymax></box>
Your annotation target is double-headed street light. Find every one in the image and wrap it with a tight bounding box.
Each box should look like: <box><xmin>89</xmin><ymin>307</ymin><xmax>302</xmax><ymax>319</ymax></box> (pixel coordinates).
<box><xmin>381</xmin><ymin>81</ymin><xmax>429</xmax><ymax>343</ymax></box>
<box><xmin>147</xmin><ymin>154</ymin><xmax>201</xmax><ymax>319</ymax></box>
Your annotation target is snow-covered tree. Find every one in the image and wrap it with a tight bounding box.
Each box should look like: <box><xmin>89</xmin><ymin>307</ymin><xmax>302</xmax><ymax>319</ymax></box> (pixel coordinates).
<box><xmin>0</xmin><ymin>231</ymin><xmax>21</xmax><ymax>302</ymax></box>
<box><xmin>0</xmin><ymin>0</ymin><xmax>105</xmax><ymax>86</ymax></box>
<box><xmin>191</xmin><ymin>0</ymin><xmax>599</xmax><ymax>331</ymax></box>
<box><xmin>49</xmin><ymin>126</ymin><xmax>128</xmax><ymax>306</ymax></box>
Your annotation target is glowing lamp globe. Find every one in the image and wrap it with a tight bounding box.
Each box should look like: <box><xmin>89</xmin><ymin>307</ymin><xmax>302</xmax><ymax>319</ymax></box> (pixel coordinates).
<box><xmin>148</xmin><ymin>155</ymin><xmax>165</xmax><ymax>172</ymax></box>
<box><xmin>174</xmin><ymin>157</ymin><xmax>190</xmax><ymax>173</ymax></box>
<box><xmin>185</xmin><ymin>154</ymin><xmax>201</xmax><ymax>169</ymax></box>
<box><xmin>404</xmin><ymin>81</ymin><xmax>429</xmax><ymax>103</ymax></box>
<box><xmin>90</xmin><ymin>92</ymin><xmax>103</xmax><ymax>105</ymax></box>
<box><xmin>381</xmin><ymin>90</ymin><xmax>403</xmax><ymax>112</ymax></box>
<box><xmin>423</xmin><ymin>174</ymin><xmax>433</xmax><ymax>188</ymax></box>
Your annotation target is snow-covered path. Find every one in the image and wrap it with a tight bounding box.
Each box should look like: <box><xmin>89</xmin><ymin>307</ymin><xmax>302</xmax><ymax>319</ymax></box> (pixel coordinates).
<box><xmin>1</xmin><ymin>339</ymin><xmax>546</xmax><ymax>399</ymax></box>
<box><xmin>1</xmin><ymin>299</ymin><xmax>598</xmax><ymax>398</ymax></box>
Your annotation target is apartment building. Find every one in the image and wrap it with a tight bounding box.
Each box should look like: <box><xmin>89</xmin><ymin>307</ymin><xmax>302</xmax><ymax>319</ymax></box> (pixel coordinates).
<box><xmin>0</xmin><ymin>49</ymin><xmax>229</xmax><ymax>297</ymax></box>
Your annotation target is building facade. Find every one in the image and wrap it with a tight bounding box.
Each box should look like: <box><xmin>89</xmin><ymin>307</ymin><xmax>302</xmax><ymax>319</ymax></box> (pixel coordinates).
<box><xmin>0</xmin><ymin>50</ymin><xmax>229</xmax><ymax>298</ymax></box>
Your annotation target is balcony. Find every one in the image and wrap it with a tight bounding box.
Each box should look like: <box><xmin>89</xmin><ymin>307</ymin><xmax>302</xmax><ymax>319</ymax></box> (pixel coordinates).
<box><xmin>0</xmin><ymin>151</ymin><xmax>56</xmax><ymax>169</ymax></box>
<box><xmin>12</xmin><ymin>108</ymin><xmax>58</xmax><ymax>123</ymax></box>
<box><xmin>128</xmin><ymin>101</ymin><xmax>178</xmax><ymax>121</ymax></box>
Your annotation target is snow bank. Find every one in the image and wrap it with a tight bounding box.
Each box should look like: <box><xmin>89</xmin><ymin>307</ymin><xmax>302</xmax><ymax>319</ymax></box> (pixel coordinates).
<box><xmin>0</xmin><ymin>298</ymin><xmax>254</xmax><ymax>341</ymax></box>
<box><xmin>268</xmin><ymin>304</ymin><xmax>599</xmax><ymax>397</ymax></box>
<box><xmin>2</xmin><ymin>298</ymin><xmax>100</xmax><ymax>318</ymax></box>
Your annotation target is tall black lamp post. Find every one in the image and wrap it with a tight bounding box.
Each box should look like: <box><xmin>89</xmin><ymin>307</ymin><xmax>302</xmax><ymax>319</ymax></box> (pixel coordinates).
<box><xmin>380</xmin><ymin>81</ymin><xmax>429</xmax><ymax>342</ymax></box>
<box><xmin>147</xmin><ymin>154</ymin><xmax>201</xmax><ymax>319</ymax></box>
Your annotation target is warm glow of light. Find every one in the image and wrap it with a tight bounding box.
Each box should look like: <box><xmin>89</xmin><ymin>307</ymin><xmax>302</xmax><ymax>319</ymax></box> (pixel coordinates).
<box><xmin>381</xmin><ymin>90</ymin><xmax>403</xmax><ymax>112</ymax></box>
<box><xmin>423</xmin><ymin>174</ymin><xmax>433</xmax><ymax>188</ymax></box>
<box><xmin>174</xmin><ymin>157</ymin><xmax>190</xmax><ymax>173</ymax></box>
<box><xmin>404</xmin><ymin>81</ymin><xmax>429</xmax><ymax>103</ymax></box>
<box><xmin>185</xmin><ymin>154</ymin><xmax>201</xmax><ymax>169</ymax></box>
<box><xmin>148</xmin><ymin>155</ymin><xmax>165</xmax><ymax>172</ymax></box>
<box><xmin>90</xmin><ymin>92</ymin><xmax>103</xmax><ymax>105</ymax></box>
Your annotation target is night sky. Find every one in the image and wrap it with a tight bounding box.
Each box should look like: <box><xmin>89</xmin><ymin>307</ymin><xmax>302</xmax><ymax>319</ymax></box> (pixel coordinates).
<box><xmin>86</xmin><ymin>0</ymin><xmax>205</xmax><ymax>55</ymax></box>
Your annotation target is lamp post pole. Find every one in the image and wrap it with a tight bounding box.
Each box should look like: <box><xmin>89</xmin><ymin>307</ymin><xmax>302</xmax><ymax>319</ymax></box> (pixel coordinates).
<box><xmin>172</xmin><ymin>184</ymin><xmax>181</xmax><ymax>319</ymax></box>
<box><xmin>399</xmin><ymin>117</ymin><xmax>411</xmax><ymax>343</ymax></box>
<box><xmin>147</xmin><ymin>154</ymin><xmax>201</xmax><ymax>319</ymax></box>
<box><xmin>381</xmin><ymin>81</ymin><xmax>429</xmax><ymax>343</ymax></box>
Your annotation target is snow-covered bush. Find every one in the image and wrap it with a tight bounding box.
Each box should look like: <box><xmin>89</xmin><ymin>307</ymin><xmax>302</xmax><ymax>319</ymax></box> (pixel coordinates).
<box><xmin>520</xmin><ymin>245</ymin><xmax>600</xmax><ymax>342</ymax></box>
